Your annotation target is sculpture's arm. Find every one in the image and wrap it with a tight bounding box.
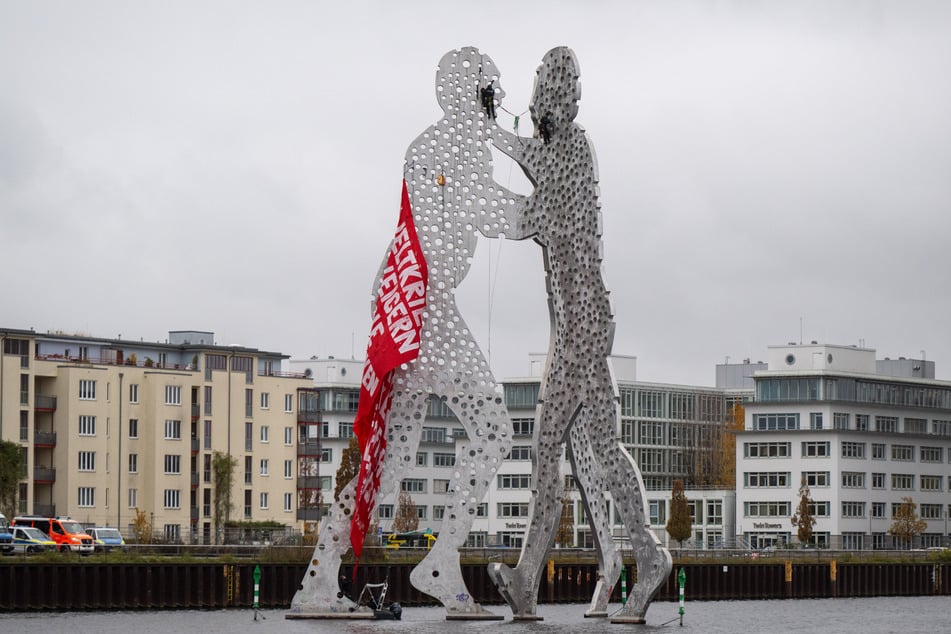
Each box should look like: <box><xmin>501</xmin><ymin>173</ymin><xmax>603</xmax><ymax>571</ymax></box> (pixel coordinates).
<box><xmin>479</xmin><ymin>125</ymin><xmax>540</xmax><ymax>241</ymax></box>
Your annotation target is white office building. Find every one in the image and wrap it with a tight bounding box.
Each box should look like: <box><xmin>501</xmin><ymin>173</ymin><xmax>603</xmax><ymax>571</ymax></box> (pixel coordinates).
<box><xmin>736</xmin><ymin>343</ymin><xmax>951</xmax><ymax>550</ymax></box>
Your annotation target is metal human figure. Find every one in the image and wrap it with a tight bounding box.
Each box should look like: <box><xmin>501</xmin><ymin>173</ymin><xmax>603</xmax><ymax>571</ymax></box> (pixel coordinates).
<box><xmin>484</xmin><ymin>47</ymin><xmax>672</xmax><ymax>622</ymax></box>
<box><xmin>289</xmin><ymin>47</ymin><xmax>519</xmax><ymax>620</ymax></box>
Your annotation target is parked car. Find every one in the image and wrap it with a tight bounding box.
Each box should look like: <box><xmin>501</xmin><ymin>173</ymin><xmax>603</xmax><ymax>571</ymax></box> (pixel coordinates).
<box><xmin>10</xmin><ymin>526</ymin><xmax>56</xmax><ymax>554</ymax></box>
<box><xmin>12</xmin><ymin>516</ymin><xmax>93</xmax><ymax>553</ymax></box>
<box><xmin>86</xmin><ymin>527</ymin><xmax>125</xmax><ymax>552</ymax></box>
<box><xmin>0</xmin><ymin>513</ymin><xmax>13</xmax><ymax>555</ymax></box>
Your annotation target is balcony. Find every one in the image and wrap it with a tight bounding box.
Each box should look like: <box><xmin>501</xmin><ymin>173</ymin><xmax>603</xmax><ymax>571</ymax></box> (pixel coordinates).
<box><xmin>298</xmin><ymin>410</ymin><xmax>321</xmax><ymax>423</ymax></box>
<box><xmin>191</xmin><ymin>473</ymin><xmax>199</xmax><ymax>488</ymax></box>
<box><xmin>191</xmin><ymin>404</ymin><xmax>200</xmax><ymax>421</ymax></box>
<box><xmin>34</xmin><ymin>394</ymin><xmax>57</xmax><ymax>412</ymax></box>
<box><xmin>297</xmin><ymin>477</ymin><xmax>325</xmax><ymax>489</ymax></box>
<box><xmin>34</xmin><ymin>467</ymin><xmax>56</xmax><ymax>483</ymax></box>
<box><xmin>190</xmin><ymin>506</ymin><xmax>199</xmax><ymax>521</ymax></box>
<box><xmin>297</xmin><ymin>440</ymin><xmax>322</xmax><ymax>456</ymax></box>
<box><xmin>297</xmin><ymin>508</ymin><xmax>324</xmax><ymax>521</ymax></box>
<box><xmin>34</xmin><ymin>430</ymin><xmax>57</xmax><ymax>447</ymax></box>
<box><xmin>191</xmin><ymin>438</ymin><xmax>200</xmax><ymax>453</ymax></box>
<box><xmin>34</xmin><ymin>503</ymin><xmax>55</xmax><ymax>517</ymax></box>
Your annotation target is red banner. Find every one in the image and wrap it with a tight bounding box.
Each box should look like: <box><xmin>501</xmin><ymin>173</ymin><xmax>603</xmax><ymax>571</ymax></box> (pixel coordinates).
<box><xmin>350</xmin><ymin>180</ymin><xmax>428</xmax><ymax>559</ymax></box>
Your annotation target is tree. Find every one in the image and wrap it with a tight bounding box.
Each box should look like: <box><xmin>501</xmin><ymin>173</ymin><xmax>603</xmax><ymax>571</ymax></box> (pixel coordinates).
<box><xmin>715</xmin><ymin>402</ymin><xmax>745</xmax><ymax>488</ymax></box>
<box><xmin>791</xmin><ymin>477</ymin><xmax>816</xmax><ymax>546</ymax></box>
<box><xmin>212</xmin><ymin>451</ymin><xmax>237</xmax><ymax>544</ymax></box>
<box><xmin>890</xmin><ymin>497</ymin><xmax>927</xmax><ymax>549</ymax></box>
<box><xmin>392</xmin><ymin>490</ymin><xmax>419</xmax><ymax>533</ymax></box>
<box><xmin>0</xmin><ymin>440</ymin><xmax>24</xmax><ymax>520</ymax></box>
<box><xmin>335</xmin><ymin>436</ymin><xmax>361</xmax><ymax>501</ymax></box>
<box><xmin>554</xmin><ymin>484</ymin><xmax>575</xmax><ymax>548</ymax></box>
<box><xmin>666</xmin><ymin>479</ymin><xmax>692</xmax><ymax>547</ymax></box>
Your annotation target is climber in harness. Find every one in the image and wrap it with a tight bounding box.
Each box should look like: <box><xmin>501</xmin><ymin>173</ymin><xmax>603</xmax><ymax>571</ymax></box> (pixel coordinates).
<box><xmin>481</xmin><ymin>81</ymin><xmax>496</xmax><ymax>119</ymax></box>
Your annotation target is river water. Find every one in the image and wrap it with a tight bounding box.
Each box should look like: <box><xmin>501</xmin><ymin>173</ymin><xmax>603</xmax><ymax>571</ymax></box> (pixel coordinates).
<box><xmin>0</xmin><ymin>597</ymin><xmax>944</xmax><ymax>633</ymax></box>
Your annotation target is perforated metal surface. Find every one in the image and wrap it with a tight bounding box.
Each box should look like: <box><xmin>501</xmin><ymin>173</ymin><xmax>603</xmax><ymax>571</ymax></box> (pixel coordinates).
<box><xmin>289</xmin><ymin>47</ymin><xmax>518</xmax><ymax>619</ymax></box>
<box><xmin>488</xmin><ymin>46</ymin><xmax>671</xmax><ymax>622</ymax></box>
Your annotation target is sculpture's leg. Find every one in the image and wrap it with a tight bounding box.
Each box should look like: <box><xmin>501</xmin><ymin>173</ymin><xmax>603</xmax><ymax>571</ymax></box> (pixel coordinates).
<box><xmin>488</xmin><ymin>419</ymin><xmax>563</xmax><ymax>620</ymax></box>
<box><xmin>411</xmin><ymin>383</ymin><xmax>510</xmax><ymax>620</ymax></box>
<box><xmin>606</xmin><ymin>443</ymin><xmax>672</xmax><ymax>624</ymax></box>
<box><xmin>288</xmin><ymin>479</ymin><xmax>364</xmax><ymax>616</ymax></box>
<box><xmin>568</xmin><ymin>416</ymin><xmax>621</xmax><ymax>618</ymax></box>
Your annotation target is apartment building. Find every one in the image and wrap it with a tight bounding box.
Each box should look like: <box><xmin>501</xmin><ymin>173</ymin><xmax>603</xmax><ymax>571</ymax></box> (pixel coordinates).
<box><xmin>0</xmin><ymin>327</ymin><xmax>310</xmax><ymax>542</ymax></box>
<box><xmin>290</xmin><ymin>353</ymin><xmax>738</xmax><ymax>549</ymax></box>
<box><xmin>736</xmin><ymin>343</ymin><xmax>951</xmax><ymax>550</ymax></box>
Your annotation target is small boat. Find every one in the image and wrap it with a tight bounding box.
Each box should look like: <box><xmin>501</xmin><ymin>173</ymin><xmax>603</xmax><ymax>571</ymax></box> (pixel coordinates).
<box><xmin>356</xmin><ymin>580</ymin><xmax>402</xmax><ymax>620</ymax></box>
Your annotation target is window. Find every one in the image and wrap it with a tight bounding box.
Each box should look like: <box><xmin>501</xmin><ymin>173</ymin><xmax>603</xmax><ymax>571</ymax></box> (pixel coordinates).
<box><xmin>378</xmin><ymin>504</ymin><xmax>394</xmax><ymax>519</ymax></box>
<box><xmin>206</xmin><ymin>353</ymin><xmax>227</xmax><ymax>370</ymax></box>
<box><xmin>433</xmin><ymin>506</ymin><xmax>445</xmax><ymax>521</ymax></box>
<box><xmin>203</xmin><ymin>455</ymin><xmax>211</xmax><ymax>483</ymax></box>
<box><xmin>260</xmin><ymin>392</ymin><xmax>270</xmax><ymax>409</ymax></box>
<box><xmin>79</xmin><ymin>380</ymin><xmax>96</xmax><ymax>400</ymax></box>
<box><xmin>284</xmin><ymin>460</ymin><xmax>293</xmax><ymax>479</ymax></box>
<box><xmin>433</xmin><ymin>479</ymin><xmax>450</xmax><ymax>494</ymax></box>
<box><xmin>752</xmin><ymin>413</ymin><xmax>799</xmax><ymax>431</ymax></box>
<box><xmin>871</xmin><ymin>502</ymin><xmax>886</xmax><ymax>518</ymax></box>
<box><xmin>284</xmin><ymin>426</ymin><xmax>293</xmax><ymax>446</ymax></box>
<box><xmin>498</xmin><ymin>503</ymin><xmax>530</xmax><ymax>518</ymax></box>
<box><xmin>245</xmin><ymin>422</ymin><xmax>253</xmax><ymax>451</ymax></box>
<box><xmin>511</xmin><ymin>418</ymin><xmax>534</xmax><ymax>436</ymax></box>
<box><xmin>416</xmin><ymin>452</ymin><xmax>428</xmax><ymax>467</ymax></box>
<box><xmin>164</xmin><ymin>524</ymin><xmax>181</xmax><ymax>543</ymax></box>
<box><xmin>871</xmin><ymin>472</ymin><xmax>885</xmax><ymax>489</ymax></box>
<box><xmin>164</xmin><ymin>420</ymin><xmax>182</xmax><ymax>440</ymax></box>
<box><xmin>841</xmin><ymin>442</ymin><xmax>866</xmax><ymax>459</ymax></box>
<box><xmin>260</xmin><ymin>459</ymin><xmax>269</xmax><ymax>476</ymax></box>
<box><xmin>508</xmin><ymin>445</ymin><xmax>531</xmax><ymax>460</ymax></box>
<box><xmin>204</xmin><ymin>420</ymin><xmax>212</xmax><ymax>449</ymax></box>
<box><xmin>802</xmin><ymin>471</ymin><xmax>829</xmax><ymax>487</ymax></box>
<box><xmin>320</xmin><ymin>447</ymin><xmax>332</xmax><ymax>462</ymax></box>
<box><xmin>164</xmin><ymin>454</ymin><xmax>181</xmax><ymax>474</ymax></box>
<box><xmin>129</xmin><ymin>384</ymin><xmax>139</xmax><ymax>403</ymax></box>
<box><xmin>921</xmin><ymin>446</ymin><xmax>943</xmax><ymax>463</ymax></box>
<box><xmin>416</xmin><ymin>506</ymin><xmax>427</xmax><ymax>520</ymax></box>
<box><xmin>744</xmin><ymin>442</ymin><xmax>791</xmax><ymax>458</ymax></box>
<box><xmin>284</xmin><ymin>394</ymin><xmax>293</xmax><ymax>412</ymax></box>
<box><xmin>497</xmin><ymin>474</ymin><xmax>531</xmax><ymax>489</ymax></box>
<box><xmin>421</xmin><ymin>427</ymin><xmax>446</xmax><ymax>443</ymax></box>
<box><xmin>875</xmin><ymin>416</ymin><xmax>898</xmax><ymax>433</ymax></box>
<box><xmin>841</xmin><ymin>472</ymin><xmax>865</xmax><ymax>488</ymax></box>
<box><xmin>905</xmin><ymin>417</ymin><xmax>927</xmax><ymax>434</ymax></box>
<box><xmin>78</xmin><ymin>451</ymin><xmax>96</xmax><ymax>472</ymax></box>
<box><xmin>505</xmin><ymin>383</ymin><xmax>539</xmax><ymax>408</ymax></box>
<box><xmin>79</xmin><ymin>415</ymin><xmax>96</xmax><ymax>436</ymax></box>
<box><xmin>283</xmin><ymin>492</ymin><xmax>293</xmax><ymax>512</ymax></box>
<box><xmin>855</xmin><ymin>414</ymin><xmax>870</xmax><ymax>431</ymax></box>
<box><xmin>841</xmin><ymin>502</ymin><xmax>865</xmax><ymax>518</ymax></box>
<box><xmin>165</xmin><ymin>385</ymin><xmax>182</xmax><ymax>405</ymax></box>
<box><xmin>244</xmin><ymin>456</ymin><xmax>252</xmax><ymax>485</ymax></box>
<box><xmin>128</xmin><ymin>488</ymin><xmax>138</xmax><ymax>508</ymax></box>
<box><xmin>129</xmin><ymin>453</ymin><xmax>138</xmax><ymax>473</ymax></box>
<box><xmin>744</xmin><ymin>502</ymin><xmax>791</xmax><ymax>517</ymax></box>
<box><xmin>871</xmin><ymin>443</ymin><xmax>886</xmax><ymax>460</ymax></box>
<box><xmin>920</xmin><ymin>504</ymin><xmax>942</xmax><ymax>520</ymax></box>
<box><xmin>129</xmin><ymin>418</ymin><xmax>139</xmax><ymax>438</ymax></box>
<box><xmin>476</xmin><ymin>503</ymin><xmax>487</xmax><ymax>518</ymax></box>
<box><xmin>638</xmin><ymin>421</ymin><xmax>665</xmax><ymax>444</ymax></box>
<box><xmin>706</xmin><ymin>500</ymin><xmax>723</xmax><ymax>525</ymax></box>
<box><xmin>339</xmin><ymin>422</ymin><xmax>354</xmax><ymax>439</ymax></box>
<box><xmin>260</xmin><ymin>425</ymin><xmax>269</xmax><ymax>443</ymax></box>
<box><xmin>433</xmin><ymin>453</ymin><xmax>455</xmax><ymax>467</ymax></box>
<box><xmin>920</xmin><ymin>475</ymin><xmax>943</xmax><ymax>491</ymax></box>
<box><xmin>401</xmin><ymin>479</ymin><xmax>426</xmax><ymax>493</ymax></box>
<box><xmin>164</xmin><ymin>489</ymin><xmax>181</xmax><ymax>509</ymax></box>
<box><xmin>833</xmin><ymin>413</ymin><xmax>850</xmax><ymax>430</ymax></box>
<box><xmin>744</xmin><ymin>472</ymin><xmax>790</xmax><ymax>488</ymax></box>
<box><xmin>891</xmin><ymin>444</ymin><xmax>914</xmax><ymax>461</ymax></box>
<box><xmin>933</xmin><ymin>420</ymin><xmax>951</xmax><ymax>437</ymax></box>
<box><xmin>891</xmin><ymin>474</ymin><xmax>914</xmax><ymax>490</ymax></box>
<box><xmin>78</xmin><ymin>487</ymin><xmax>95</xmax><ymax>507</ymax></box>
<box><xmin>245</xmin><ymin>389</ymin><xmax>253</xmax><ymax>417</ymax></box>
<box><xmin>809</xmin><ymin>413</ymin><xmax>823</xmax><ymax>430</ymax></box>
<box><xmin>801</xmin><ymin>441</ymin><xmax>830</xmax><ymax>457</ymax></box>
<box><xmin>842</xmin><ymin>533</ymin><xmax>864</xmax><ymax>550</ymax></box>
<box><xmin>260</xmin><ymin>492</ymin><xmax>269</xmax><ymax>510</ymax></box>
<box><xmin>810</xmin><ymin>501</ymin><xmax>830</xmax><ymax>517</ymax></box>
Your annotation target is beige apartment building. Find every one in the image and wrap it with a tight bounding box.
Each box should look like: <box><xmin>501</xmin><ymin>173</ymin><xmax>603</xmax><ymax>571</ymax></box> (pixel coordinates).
<box><xmin>0</xmin><ymin>327</ymin><xmax>310</xmax><ymax>542</ymax></box>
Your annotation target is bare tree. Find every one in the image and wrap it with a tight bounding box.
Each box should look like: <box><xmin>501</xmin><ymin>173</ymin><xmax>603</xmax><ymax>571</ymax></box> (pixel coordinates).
<box><xmin>393</xmin><ymin>490</ymin><xmax>419</xmax><ymax>533</ymax></box>
<box><xmin>335</xmin><ymin>436</ymin><xmax>361</xmax><ymax>501</ymax></box>
<box><xmin>889</xmin><ymin>497</ymin><xmax>927</xmax><ymax>549</ymax></box>
<box><xmin>791</xmin><ymin>477</ymin><xmax>816</xmax><ymax>547</ymax></box>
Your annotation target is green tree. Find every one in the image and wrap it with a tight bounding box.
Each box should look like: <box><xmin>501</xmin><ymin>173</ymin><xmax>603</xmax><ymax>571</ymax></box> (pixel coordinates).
<box><xmin>666</xmin><ymin>479</ymin><xmax>692</xmax><ymax>547</ymax></box>
<box><xmin>0</xmin><ymin>440</ymin><xmax>24</xmax><ymax>519</ymax></box>
<box><xmin>392</xmin><ymin>490</ymin><xmax>419</xmax><ymax>533</ymax></box>
<box><xmin>791</xmin><ymin>477</ymin><xmax>816</xmax><ymax>546</ymax></box>
<box><xmin>335</xmin><ymin>436</ymin><xmax>361</xmax><ymax>501</ymax></box>
<box><xmin>212</xmin><ymin>451</ymin><xmax>237</xmax><ymax>544</ymax></box>
<box><xmin>889</xmin><ymin>497</ymin><xmax>927</xmax><ymax>549</ymax></box>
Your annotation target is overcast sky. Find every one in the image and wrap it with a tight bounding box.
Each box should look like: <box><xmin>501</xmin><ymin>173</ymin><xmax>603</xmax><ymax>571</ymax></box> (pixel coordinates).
<box><xmin>3</xmin><ymin>1</ymin><xmax>951</xmax><ymax>386</ymax></box>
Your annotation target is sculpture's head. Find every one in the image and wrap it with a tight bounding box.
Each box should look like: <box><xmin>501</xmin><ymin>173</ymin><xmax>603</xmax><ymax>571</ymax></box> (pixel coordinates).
<box><xmin>530</xmin><ymin>46</ymin><xmax>581</xmax><ymax>129</ymax></box>
<box><xmin>435</xmin><ymin>47</ymin><xmax>505</xmax><ymax>115</ymax></box>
